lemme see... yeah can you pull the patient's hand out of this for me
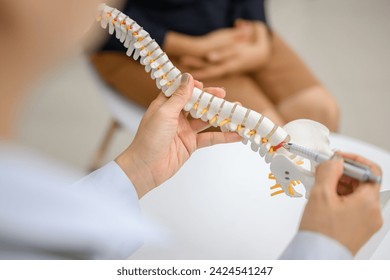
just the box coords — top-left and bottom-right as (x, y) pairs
(164, 26), (252, 58)
(116, 74), (241, 198)
(178, 21), (271, 80)
(299, 154), (383, 255)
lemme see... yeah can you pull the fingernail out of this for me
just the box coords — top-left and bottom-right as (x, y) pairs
(181, 73), (190, 85)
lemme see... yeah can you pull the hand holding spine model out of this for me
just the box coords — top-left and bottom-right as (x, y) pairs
(97, 4), (336, 198)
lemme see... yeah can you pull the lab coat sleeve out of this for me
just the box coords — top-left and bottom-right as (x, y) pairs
(67, 161), (144, 259)
(279, 231), (353, 260)
(0, 160), (146, 260)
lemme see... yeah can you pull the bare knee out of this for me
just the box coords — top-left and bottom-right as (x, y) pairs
(278, 86), (340, 132)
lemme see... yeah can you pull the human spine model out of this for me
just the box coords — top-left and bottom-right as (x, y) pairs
(97, 4), (334, 198)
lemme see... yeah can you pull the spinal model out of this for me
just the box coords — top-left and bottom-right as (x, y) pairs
(97, 4), (336, 198)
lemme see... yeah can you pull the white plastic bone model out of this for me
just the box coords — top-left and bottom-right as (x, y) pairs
(97, 4), (338, 198)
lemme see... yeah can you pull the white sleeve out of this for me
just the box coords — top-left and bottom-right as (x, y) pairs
(68, 161), (144, 259)
(0, 161), (146, 260)
(279, 231), (353, 260)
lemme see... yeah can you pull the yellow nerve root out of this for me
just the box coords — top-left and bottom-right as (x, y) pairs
(288, 185), (295, 196)
(270, 184), (281, 190)
(271, 190), (285, 197)
(268, 173), (276, 180)
(210, 115), (218, 125)
(219, 119), (230, 126)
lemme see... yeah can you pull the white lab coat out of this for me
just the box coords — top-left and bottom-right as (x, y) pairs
(0, 143), (352, 259)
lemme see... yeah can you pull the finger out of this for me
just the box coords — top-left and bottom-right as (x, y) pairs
(235, 18), (243, 27)
(207, 47), (237, 63)
(313, 157), (344, 197)
(348, 182), (381, 206)
(351, 173), (382, 197)
(235, 18), (253, 27)
(192, 62), (233, 80)
(180, 56), (209, 69)
(163, 73), (194, 115)
(337, 152), (382, 176)
(235, 19), (255, 41)
(252, 21), (267, 39)
(209, 28), (244, 49)
(232, 26), (252, 41)
(235, 18), (246, 28)
(194, 80), (204, 89)
(335, 153), (382, 202)
(203, 87), (226, 99)
(196, 131), (241, 149)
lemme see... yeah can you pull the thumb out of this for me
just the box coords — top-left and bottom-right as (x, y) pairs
(164, 73), (194, 115)
(314, 156), (344, 196)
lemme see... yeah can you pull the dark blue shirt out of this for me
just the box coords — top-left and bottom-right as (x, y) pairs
(102, 0), (267, 51)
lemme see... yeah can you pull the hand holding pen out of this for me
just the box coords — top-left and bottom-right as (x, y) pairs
(284, 143), (382, 185)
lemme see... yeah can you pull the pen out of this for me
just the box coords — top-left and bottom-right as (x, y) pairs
(283, 143), (382, 184)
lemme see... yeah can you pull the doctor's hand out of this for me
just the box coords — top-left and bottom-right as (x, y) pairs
(299, 154), (383, 255)
(116, 73), (241, 198)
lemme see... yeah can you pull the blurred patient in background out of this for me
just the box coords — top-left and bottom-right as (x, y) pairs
(91, 0), (339, 131)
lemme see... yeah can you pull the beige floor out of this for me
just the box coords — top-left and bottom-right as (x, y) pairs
(18, 0), (390, 171)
